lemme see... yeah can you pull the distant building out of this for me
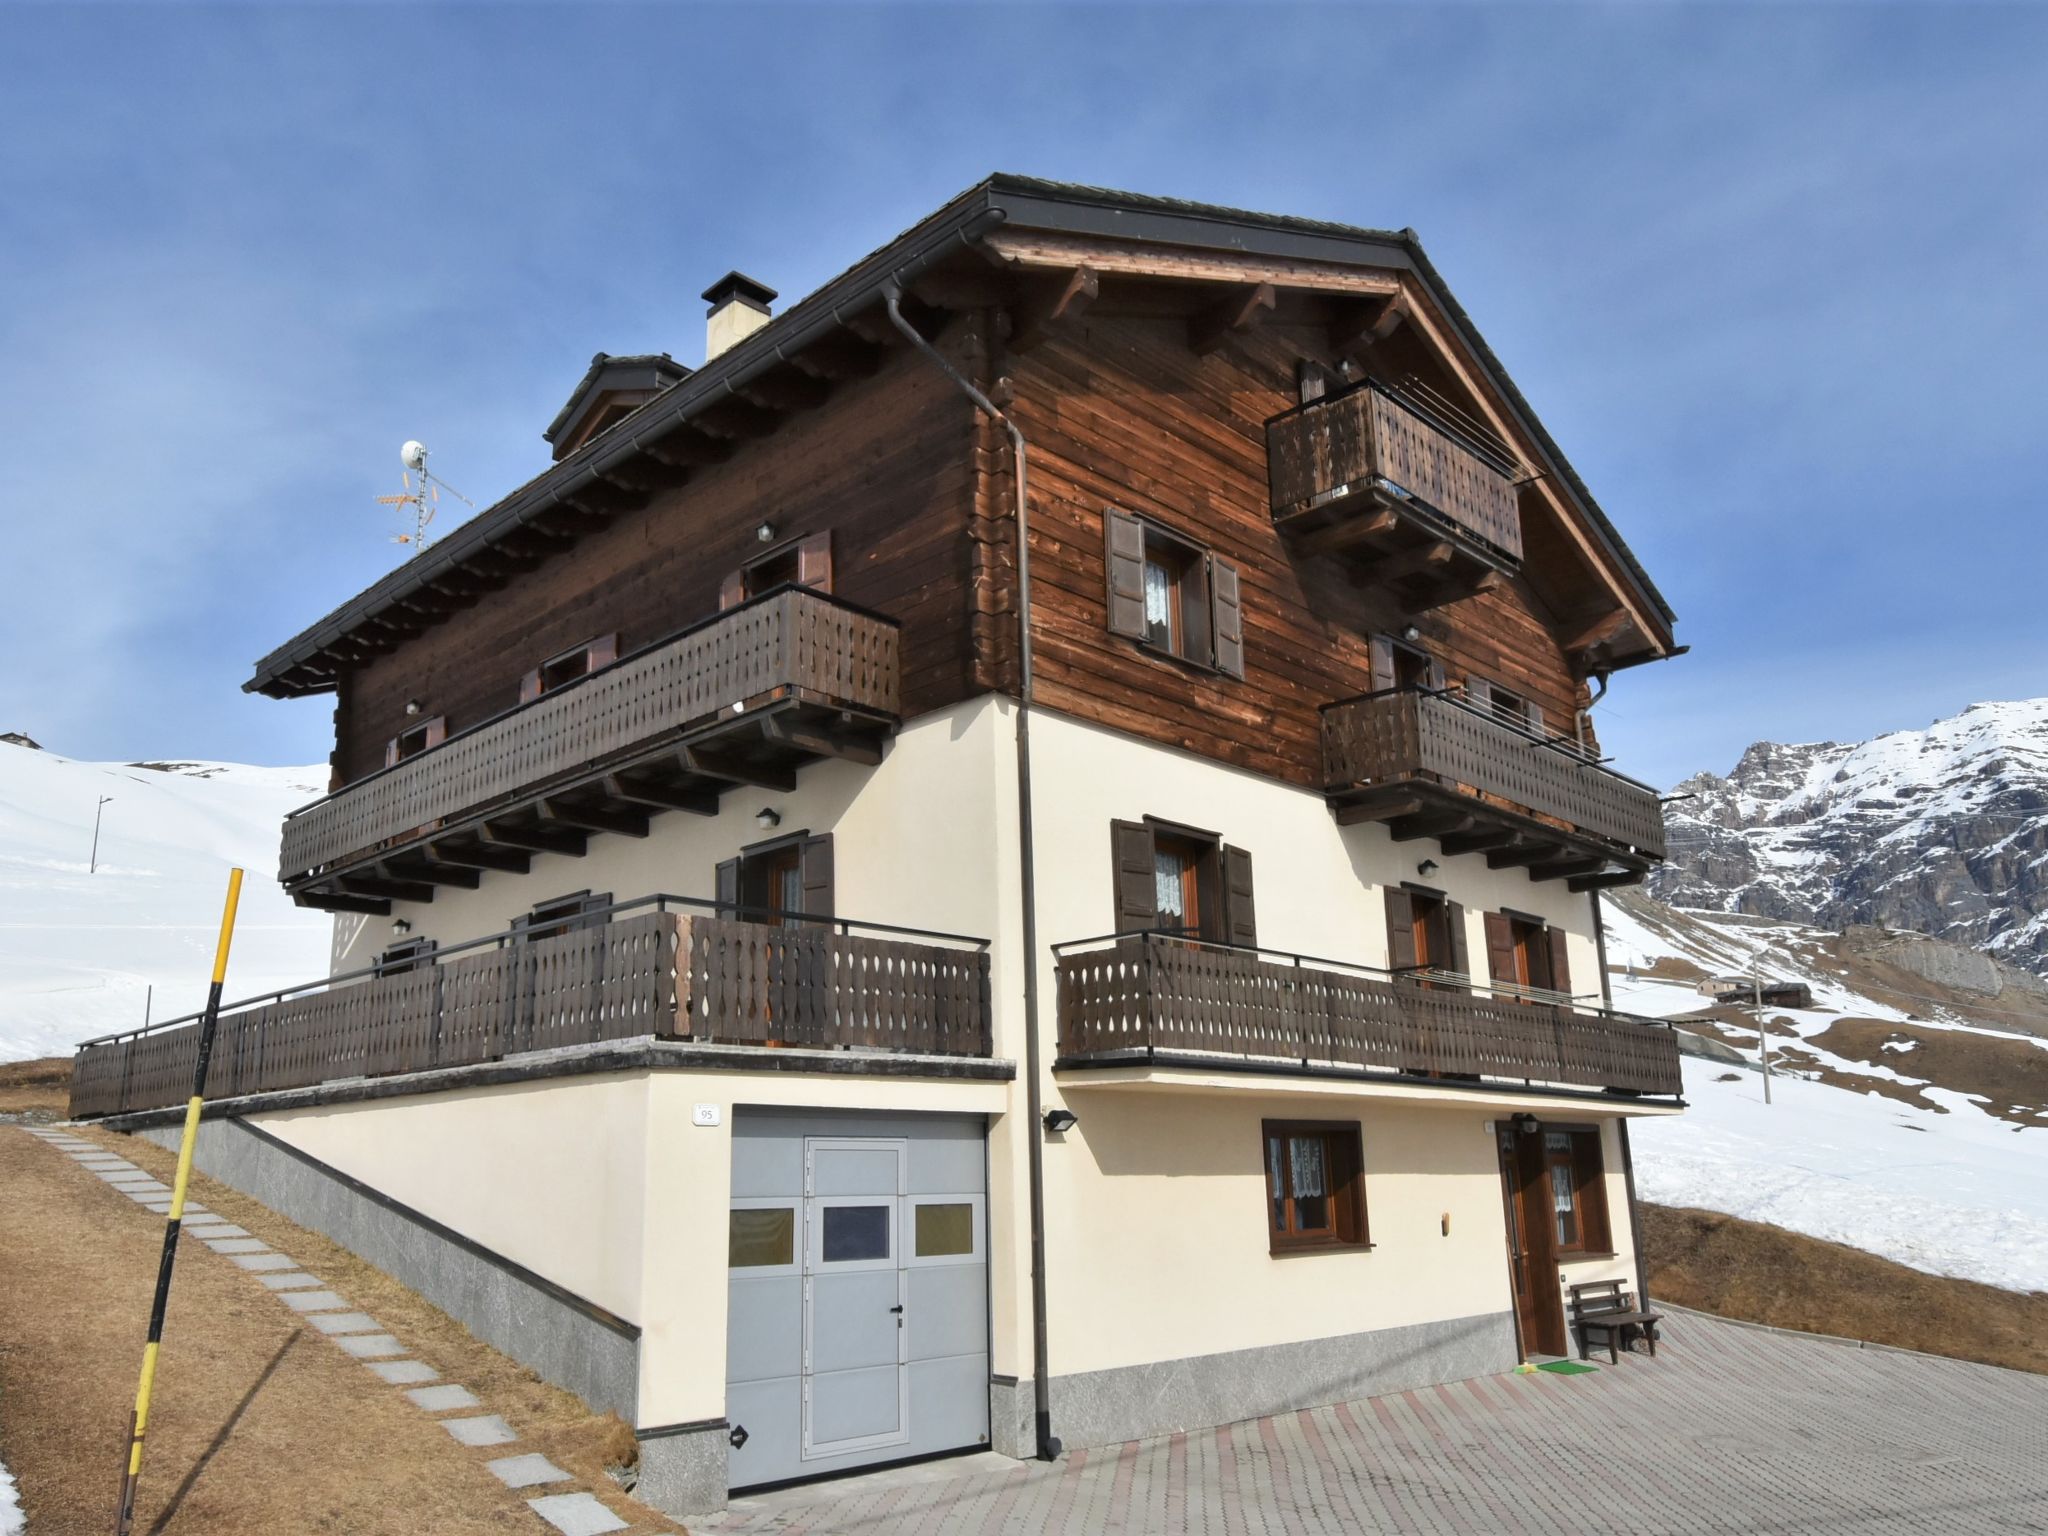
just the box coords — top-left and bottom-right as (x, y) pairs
(1698, 976), (1814, 1008)
(0, 732), (41, 750)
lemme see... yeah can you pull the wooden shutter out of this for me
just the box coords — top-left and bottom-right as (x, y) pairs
(1104, 508), (1147, 640)
(519, 668), (543, 704)
(1483, 912), (1517, 993)
(384, 737), (400, 769)
(1465, 678), (1492, 714)
(1209, 557), (1245, 679)
(800, 834), (834, 925)
(423, 716), (446, 750)
(797, 531), (833, 592)
(1546, 928), (1572, 997)
(1368, 635), (1396, 694)
(1220, 844), (1256, 948)
(586, 633), (618, 671)
(718, 569), (746, 610)
(1425, 656), (1447, 690)
(1525, 700), (1546, 736)
(580, 890), (613, 933)
(1384, 887), (1417, 972)
(1444, 900), (1470, 983)
(1572, 1131), (1612, 1252)
(1111, 819), (1157, 933)
(715, 857), (740, 915)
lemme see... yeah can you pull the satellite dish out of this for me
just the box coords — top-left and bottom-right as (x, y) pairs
(400, 440), (428, 471)
(376, 438), (475, 557)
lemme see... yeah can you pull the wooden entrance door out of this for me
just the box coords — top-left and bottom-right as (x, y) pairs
(1496, 1122), (1567, 1357)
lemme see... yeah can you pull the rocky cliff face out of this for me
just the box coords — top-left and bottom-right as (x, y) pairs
(1651, 699), (2048, 975)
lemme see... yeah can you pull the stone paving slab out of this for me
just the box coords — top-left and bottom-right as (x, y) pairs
(366, 1359), (441, 1385)
(307, 1310), (382, 1335)
(231, 1251), (297, 1270)
(406, 1383), (482, 1413)
(441, 1414), (517, 1447)
(203, 1236), (271, 1254)
(526, 1491), (628, 1535)
(692, 1313), (2048, 1535)
(256, 1271), (324, 1290)
(334, 1332), (407, 1358)
(277, 1288), (350, 1312)
(485, 1453), (573, 1489)
(185, 1221), (250, 1238)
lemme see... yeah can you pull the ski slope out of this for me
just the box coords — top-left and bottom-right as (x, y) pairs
(1604, 895), (2048, 1294)
(0, 743), (330, 1062)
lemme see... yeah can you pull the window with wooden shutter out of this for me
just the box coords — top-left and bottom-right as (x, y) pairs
(715, 856), (740, 914)
(796, 531), (832, 592)
(1384, 888), (1418, 973)
(524, 634), (619, 705)
(1544, 1126), (1612, 1255)
(1371, 634), (1440, 695)
(799, 834), (833, 925)
(1263, 1120), (1369, 1251)
(725, 531), (834, 610)
(1546, 927), (1573, 997)
(1209, 557), (1245, 679)
(718, 569), (746, 610)
(1104, 508), (1148, 641)
(1111, 819), (1158, 933)
(1220, 844), (1256, 947)
(516, 889), (611, 941)
(1442, 900), (1470, 984)
(386, 715), (446, 768)
(1483, 911), (1518, 995)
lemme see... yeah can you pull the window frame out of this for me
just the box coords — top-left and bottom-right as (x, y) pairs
(385, 714), (447, 768)
(1261, 1119), (1370, 1255)
(513, 889), (611, 942)
(1138, 523), (1213, 666)
(1541, 1123), (1614, 1257)
(1103, 507), (1244, 679)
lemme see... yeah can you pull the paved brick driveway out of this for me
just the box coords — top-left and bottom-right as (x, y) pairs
(697, 1311), (2048, 1534)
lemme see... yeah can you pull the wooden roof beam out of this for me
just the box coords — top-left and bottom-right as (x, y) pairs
(734, 368), (831, 413)
(424, 839), (530, 874)
(1330, 292), (1406, 359)
(789, 332), (884, 382)
(1008, 266), (1099, 355)
(1189, 283), (1276, 356)
(479, 819), (587, 857)
(638, 426), (732, 468)
(601, 774), (719, 817)
(676, 746), (796, 793)
(538, 798), (650, 839)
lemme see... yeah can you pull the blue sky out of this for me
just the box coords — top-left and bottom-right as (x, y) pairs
(2, 4), (2043, 791)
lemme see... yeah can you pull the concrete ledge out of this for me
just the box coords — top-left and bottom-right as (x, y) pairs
(136, 1118), (640, 1420)
(634, 1418), (730, 1518)
(100, 1037), (1017, 1130)
(1046, 1311), (1518, 1451)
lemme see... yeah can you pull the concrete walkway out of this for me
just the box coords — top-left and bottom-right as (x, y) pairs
(699, 1312), (2048, 1534)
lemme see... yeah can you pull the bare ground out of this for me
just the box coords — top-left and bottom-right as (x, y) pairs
(0, 1123), (678, 1534)
(1642, 1202), (2048, 1376)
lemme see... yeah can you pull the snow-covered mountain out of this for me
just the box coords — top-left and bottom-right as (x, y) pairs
(1651, 698), (2048, 975)
(0, 738), (330, 1062)
(1604, 889), (2048, 1294)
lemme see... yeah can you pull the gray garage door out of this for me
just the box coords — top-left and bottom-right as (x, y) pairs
(726, 1110), (989, 1489)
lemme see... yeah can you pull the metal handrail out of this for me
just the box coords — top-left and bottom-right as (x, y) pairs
(74, 892), (990, 1051)
(281, 583), (898, 824)
(1051, 930), (1669, 1030)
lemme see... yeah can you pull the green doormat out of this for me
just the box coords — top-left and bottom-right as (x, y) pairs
(1537, 1360), (1598, 1375)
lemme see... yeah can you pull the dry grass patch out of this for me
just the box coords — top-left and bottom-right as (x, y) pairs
(1805, 1018), (2048, 1126)
(1643, 1202), (2048, 1376)
(0, 1056), (70, 1119)
(0, 1126), (678, 1533)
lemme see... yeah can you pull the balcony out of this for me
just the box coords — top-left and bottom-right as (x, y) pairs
(1265, 381), (1522, 611)
(1055, 932), (1681, 1098)
(68, 897), (994, 1120)
(280, 588), (900, 912)
(1322, 687), (1665, 887)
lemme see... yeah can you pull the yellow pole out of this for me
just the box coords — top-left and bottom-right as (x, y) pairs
(114, 867), (242, 1536)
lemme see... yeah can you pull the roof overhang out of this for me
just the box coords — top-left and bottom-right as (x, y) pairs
(246, 174), (1676, 699)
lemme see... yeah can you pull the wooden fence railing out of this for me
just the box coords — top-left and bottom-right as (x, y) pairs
(1322, 689), (1667, 860)
(1266, 383), (1523, 558)
(1056, 933), (1680, 1097)
(70, 909), (992, 1119)
(279, 588), (901, 884)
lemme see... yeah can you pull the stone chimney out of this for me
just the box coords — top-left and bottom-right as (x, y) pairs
(703, 271), (778, 361)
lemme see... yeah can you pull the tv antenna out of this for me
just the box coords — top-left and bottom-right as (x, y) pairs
(375, 440), (475, 554)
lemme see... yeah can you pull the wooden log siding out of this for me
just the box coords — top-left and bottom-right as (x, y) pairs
(67, 911), (992, 1118)
(280, 590), (900, 883)
(1266, 385), (1523, 559)
(1322, 690), (1667, 860)
(1055, 935), (1681, 1097)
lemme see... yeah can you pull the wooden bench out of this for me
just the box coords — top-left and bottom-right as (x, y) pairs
(1569, 1279), (1661, 1364)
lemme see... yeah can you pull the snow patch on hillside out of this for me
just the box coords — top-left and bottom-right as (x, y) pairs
(1604, 894), (2048, 1293)
(0, 743), (330, 1062)
(0, 1456), (22, 1536)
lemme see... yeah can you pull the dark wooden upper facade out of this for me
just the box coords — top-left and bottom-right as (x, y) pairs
(253, 177), (1676, 909)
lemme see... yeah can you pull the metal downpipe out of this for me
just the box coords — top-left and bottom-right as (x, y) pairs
(883, 288), (1059, 1462)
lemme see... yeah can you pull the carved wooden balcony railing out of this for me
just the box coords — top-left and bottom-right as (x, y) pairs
(69, 899), (993, 1119)
(1055, 932), (1681, 1098)
(1266, 382), (1522, 610)
(1322, 688), (1665, 887)
(279, 588), (900, 913)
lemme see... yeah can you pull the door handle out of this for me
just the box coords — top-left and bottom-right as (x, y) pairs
(889, 1305), (905, 1314)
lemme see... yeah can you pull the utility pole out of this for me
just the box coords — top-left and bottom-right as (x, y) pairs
(90, 796), (113, 874)
(1753, 962), (1773, 1105)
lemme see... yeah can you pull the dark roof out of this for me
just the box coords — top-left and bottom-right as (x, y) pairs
(247, 174), (1674, 697)
(541, 351), (691, 448)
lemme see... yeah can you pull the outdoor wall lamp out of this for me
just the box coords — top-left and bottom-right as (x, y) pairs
(1512, 1113), (1540, 1136)
(404, 699), (422, 716)
(391, 918), (412, 937)
(1043, 1108), (1079, 1134)
(755, 807), (781, 830)
(1417, 859), (1440, 878)
(756, 522), (776, 543)
(1400, 623), (1422, 643)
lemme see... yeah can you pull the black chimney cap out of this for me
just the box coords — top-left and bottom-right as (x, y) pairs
(701, 271), (777, 314)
